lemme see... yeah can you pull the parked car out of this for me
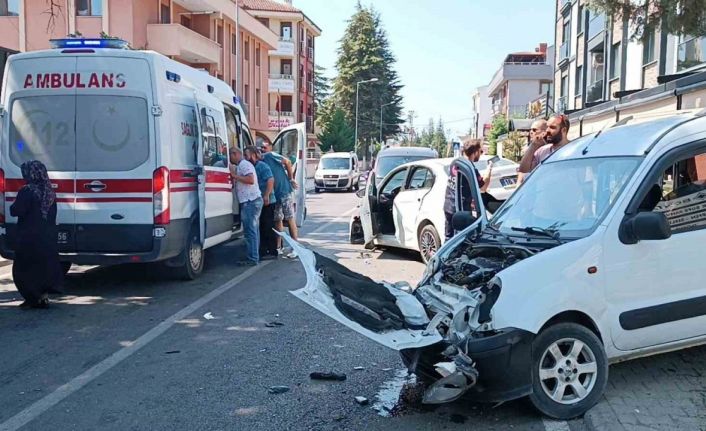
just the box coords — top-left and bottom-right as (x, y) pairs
(475, 154), (519, 212)
(286, 113), (706, 419)
(314, 152), (360, 192)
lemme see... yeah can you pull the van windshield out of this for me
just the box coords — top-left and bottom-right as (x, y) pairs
(321, 157), (350, 170)
(489, 156), (641, 239)
(10, 95), (149, 171)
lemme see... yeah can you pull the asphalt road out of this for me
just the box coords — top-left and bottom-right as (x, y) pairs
(2, 191), (702, 430)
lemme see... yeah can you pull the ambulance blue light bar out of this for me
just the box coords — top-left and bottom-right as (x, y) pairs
(50, 38), (130, 50)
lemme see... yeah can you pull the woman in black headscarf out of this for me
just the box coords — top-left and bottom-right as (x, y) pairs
(11, 160), (62, 308)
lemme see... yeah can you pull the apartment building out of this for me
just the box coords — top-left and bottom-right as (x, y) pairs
(241, 0), (321, 155)
(0, 0), (281, 139)
(554, 0), (706, 139)
(486, 43), (554, 120)
(470, 85), (492, 140)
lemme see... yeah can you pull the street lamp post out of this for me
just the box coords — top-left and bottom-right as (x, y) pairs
(355, 78), (378, 169)
(379, 101), (394, 144)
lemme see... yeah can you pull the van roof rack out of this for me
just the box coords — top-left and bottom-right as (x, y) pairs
(50, 38), (130, 50)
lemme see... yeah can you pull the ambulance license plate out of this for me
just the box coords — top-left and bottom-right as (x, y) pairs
(58, 230), (69, 245)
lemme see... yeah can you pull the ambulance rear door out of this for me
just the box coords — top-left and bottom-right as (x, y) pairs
(73, 56), (155, 253)
(3, 55), (78, 252)
(273, 122), (307, 227)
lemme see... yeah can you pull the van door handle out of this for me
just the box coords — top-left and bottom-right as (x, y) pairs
(84, 181), (106, 192)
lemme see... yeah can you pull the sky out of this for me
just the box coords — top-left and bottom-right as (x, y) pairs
(295, 0), (556, 137)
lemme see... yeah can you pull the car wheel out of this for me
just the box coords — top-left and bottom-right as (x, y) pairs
(529, 323), (608, 420)
(176, 224), (204, 280)
(418, 224), (441, 264)
(349, 218), (364, 244)
(315, 187), (321, 193)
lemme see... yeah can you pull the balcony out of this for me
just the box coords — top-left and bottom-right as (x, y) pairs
(556, 96), (568, 113)
(508, 105), (528, 118)
(147, 24), (221, 66)
(269, 38), (295, 57)
(558, 41), (570, 66)
(586, 80), (604, 103)
(677, 37), (706, 72)
(307, 115), (314, 133)
(560, 0), (572, 13)
(487, 62), (553, 95)
(528, 94), (548, 118)
(491, 99), (504, 116)
(307, 80), (313, 95)
(308, 47), (314, 59)
(587, 13), (605, 42)
(268, 74), (295, 94)
(268, 111), (294, 129)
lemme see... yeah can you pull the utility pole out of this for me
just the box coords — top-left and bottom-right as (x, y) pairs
(355, 78), (378, 169)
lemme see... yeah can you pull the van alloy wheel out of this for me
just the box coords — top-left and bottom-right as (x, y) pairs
(538, 338), (598, 405)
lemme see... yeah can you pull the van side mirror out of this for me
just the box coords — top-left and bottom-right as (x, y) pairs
(356, 189), (366, 198)
(620, 211), (671, 244)
(452, 211), (477, 231)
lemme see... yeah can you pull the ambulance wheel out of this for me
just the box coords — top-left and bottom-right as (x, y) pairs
(178, 225), (204, 280)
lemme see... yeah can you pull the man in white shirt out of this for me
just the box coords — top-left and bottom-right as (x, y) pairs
(229, 147), (262, 266)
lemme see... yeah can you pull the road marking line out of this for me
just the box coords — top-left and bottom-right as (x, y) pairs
(0, 261), (271, 431)
(542, 418), (571, 431)
(305, 206), (358, 236)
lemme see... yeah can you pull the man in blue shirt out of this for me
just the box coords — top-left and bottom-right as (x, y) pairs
(260, 141), (298, 258)
(245, 146), (277, 260)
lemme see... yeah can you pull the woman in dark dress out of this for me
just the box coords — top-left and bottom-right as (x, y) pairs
(11, 160), (62, 308)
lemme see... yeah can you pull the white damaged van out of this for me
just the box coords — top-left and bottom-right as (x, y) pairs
(284, 111), (706, 419)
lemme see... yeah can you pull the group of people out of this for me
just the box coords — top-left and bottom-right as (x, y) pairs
(229, 141), (299, 266)
(443, 114), (571, 239)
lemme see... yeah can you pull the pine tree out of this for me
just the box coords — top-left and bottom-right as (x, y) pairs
(432, 119), (448, 157)
(332, 2), (404, 164)
(419, 118), (434, 148)
(314, 64), (331, 112)
(317, 108), (355, 153)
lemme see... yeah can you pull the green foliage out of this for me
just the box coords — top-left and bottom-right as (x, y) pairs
(502, 131), (526, 162)
(314, 64), (332, 112)
(487, 115), (508, 156)
(317, 108), (355, 153)
(432, 119), (448, 157)
(587, 0), (706, 40)
(332, 2), (404, 157)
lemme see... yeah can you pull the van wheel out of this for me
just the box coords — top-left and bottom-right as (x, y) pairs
(529, 323), (608, 420)
(418, 224), (440, 264)
(176, 225), (204, 280)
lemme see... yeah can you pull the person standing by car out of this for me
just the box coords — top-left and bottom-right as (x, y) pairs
(518, 119), (548, 183)
(260, 142), (299, 258)
(230, 147), (262, 266)
(518, 115), (570, 182)
(11, 160), (62, 309)
(245, 146), (278, 260)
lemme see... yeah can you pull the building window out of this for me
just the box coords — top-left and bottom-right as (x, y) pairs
(609, 42), (621, 79)
(231, 34), (237, 55)
(575, 66), (583, 96)
(244, 84), (249, 104)
(577, 5), (584, 34)
(160, 3), (170, 24)
(256, 89), (261, 108)
(257, 17), (269, 28)
(0, 0), (20, 16)
(181, 15), (191, 28)
(299, 101), (304, 116)
(562, 20), (571, 43)
(217, 25), (223, 45)
(643, 28), (656, 65)
(279, 95), (293, 112)
(231, 80), (236, 92)
(77, 0), (103, 16)
(256, 45), (261, 67)
(677, 36), (706, 71)
(281, 60), (292, 76)
(540, 81), (551, 96)
(281, 22), (292, 40)
(244, 39), (250, 61)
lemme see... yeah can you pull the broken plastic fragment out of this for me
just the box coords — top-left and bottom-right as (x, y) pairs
(422, 371), (477, 404)
(203, 312), (215, 320)
(353, 366), (365, 371)
(433, 361), (457, 378)
(268, 386), (290, 394)
(354, 396), (369, 405)
(310, 372), (347, 381)
(265, 321), (285, 328)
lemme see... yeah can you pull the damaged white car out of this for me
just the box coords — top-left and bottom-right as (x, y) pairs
(286, 113), (706, 419)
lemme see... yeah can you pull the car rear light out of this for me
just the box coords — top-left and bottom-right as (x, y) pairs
(0, 169), (5, 224)
(153, 167), (170, 225)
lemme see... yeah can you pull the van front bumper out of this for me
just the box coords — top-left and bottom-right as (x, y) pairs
(0, 219), (190, 266)
(401, 327), (534, 403)
(315, 178), (353, 189)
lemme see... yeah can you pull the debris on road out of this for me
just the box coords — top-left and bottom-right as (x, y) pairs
(382, 368), (392, 371)
(310, 372), (347, 381)
(165, 350), (181, 354)
(203, 312), (215, 320)
(333, 344), (345, 348)
(275, 313), (280, 318)
(354, 396), (369, 406)
(353, 366), (365, 371)
(268, 386), (290, 394)
(265, 321), (285, 327)
(259, 348), (267, 353)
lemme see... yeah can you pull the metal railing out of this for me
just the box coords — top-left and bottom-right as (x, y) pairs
(502, 61), (547, 65)
(586, 80), (604, 103)
(677, 37), (706, 72)
(268, 110), (294, 117)
(269, 74), (294, 80)
(556, 96), (568, 113)
(307, 81), (313, 94)
(561, 0), (572, 12)
(559, 41), (570, 63)
(308, 47), (314, 58)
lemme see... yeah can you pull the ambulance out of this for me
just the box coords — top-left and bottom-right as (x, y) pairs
(0, 39), (307, 279)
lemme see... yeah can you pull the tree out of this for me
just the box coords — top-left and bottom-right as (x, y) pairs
(419, 118), (434, 148)
(317, 108), (355, 153)
(432, 118), (448, 157)
(332, 2), (404, 163)
(587, 0), (706, 40)
(313, 65), (332, 112)
(487, 115), (508, 156)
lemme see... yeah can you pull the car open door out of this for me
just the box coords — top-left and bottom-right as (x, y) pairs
(273, 122), (307, 227)
(451, 158), (488, 233)
(359, 177), (380, 248)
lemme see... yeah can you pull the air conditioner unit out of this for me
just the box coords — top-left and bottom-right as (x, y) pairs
(282, 27), (291, 40)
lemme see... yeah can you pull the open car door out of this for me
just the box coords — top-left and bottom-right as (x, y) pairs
(359, 175), (380, 248)
(451, 158), (488, 235)
(273, 122), (307, 227)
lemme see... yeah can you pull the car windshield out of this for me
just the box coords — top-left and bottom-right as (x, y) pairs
(375, 155), (430, 179)
(321, 157), (350, 170)
(489, 156), (642, 238)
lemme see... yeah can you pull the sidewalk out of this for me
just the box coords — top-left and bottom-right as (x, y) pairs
(305, 178), (315, 192)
